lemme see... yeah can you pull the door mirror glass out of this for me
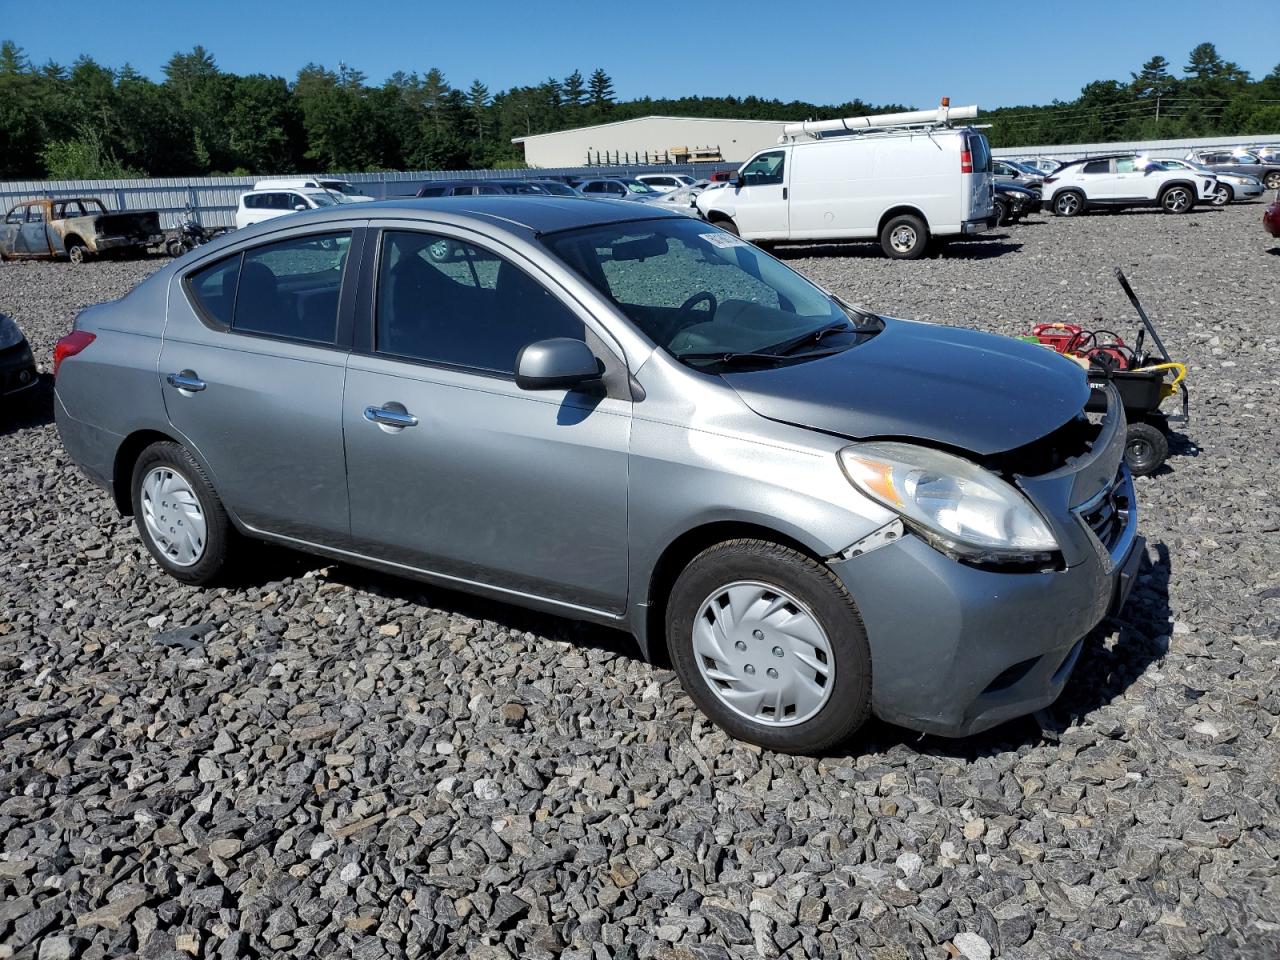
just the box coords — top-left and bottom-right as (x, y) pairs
(294, 204), (308, 211)
(515, 338), (601, 390)
(729, 171), (742, 187)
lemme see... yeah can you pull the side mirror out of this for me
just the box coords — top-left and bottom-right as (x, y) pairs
(294, 204), (307, 211)
(515, 338), (602, 391)
(730, 171), (743, 188)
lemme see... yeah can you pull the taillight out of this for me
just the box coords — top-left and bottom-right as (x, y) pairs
(960, 149), (973, 174)
(53, 331), (95, 377)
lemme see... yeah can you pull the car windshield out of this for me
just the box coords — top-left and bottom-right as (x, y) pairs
(536, 181), (577, 196)
(320, 181), (360, 195)
(622, 181), (655, 194)
(543, 217), (877, 366)
(305, 193), (338, 207)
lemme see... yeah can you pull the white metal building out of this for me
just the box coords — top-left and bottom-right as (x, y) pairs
(512, 116), (791, 168)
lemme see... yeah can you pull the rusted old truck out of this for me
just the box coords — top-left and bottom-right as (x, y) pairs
(0, 198), (163, 264)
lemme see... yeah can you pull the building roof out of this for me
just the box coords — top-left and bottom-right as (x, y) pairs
(511, 115), (790, 144)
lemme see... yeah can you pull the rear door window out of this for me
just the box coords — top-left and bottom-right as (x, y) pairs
(186, 255), (242, 328)
(234, 232), (351, 344)
(1082, 160), (1110, 175)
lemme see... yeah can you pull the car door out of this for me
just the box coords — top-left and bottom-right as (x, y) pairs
(731, 148), (790, 239)
(342, 225), (632, 614)
(160, 227), (363, 544)
(0, 205), (25, 257)
(1078, 159), (1115, 200)
(19, 204), (53, 256)
(1110, 157), (1148, 199)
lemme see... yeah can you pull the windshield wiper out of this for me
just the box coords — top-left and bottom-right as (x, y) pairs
(675, 351), (790, 367)
(767, 322), (854, 357)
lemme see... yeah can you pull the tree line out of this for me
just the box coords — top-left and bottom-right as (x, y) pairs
(0, 40), (1276, 181)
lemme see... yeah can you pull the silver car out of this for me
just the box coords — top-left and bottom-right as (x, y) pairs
(54, 197), (1143, 753)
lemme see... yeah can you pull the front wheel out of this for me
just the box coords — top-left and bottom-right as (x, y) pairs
(665, 539), (872, 754)
(993, 199), (1010, 226)
(1160, 185), (1194, 214)
(879, 214), (929, 259)
(713, 217), (740, 237)
(131, 441), (235, 584)
(1265, 172), (1280, 190)
(1211, 184), (1232, 207)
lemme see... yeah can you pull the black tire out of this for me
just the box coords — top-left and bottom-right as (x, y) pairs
(130, 441), (235, 585)
(665, 539), (872, 754)
(1052, 190), (1085, 217)
(1124, 422), (1169, 477)
(1265, 172), (1280, 190)
(879, 213), (929, 259)
(993, 199), (1009, 226)
(1211, 183), (1232, 207)
(1159, 184), (1195, 214)
(714, 217), (740, 236)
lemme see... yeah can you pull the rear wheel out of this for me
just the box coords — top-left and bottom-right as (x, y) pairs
(1125, 422), (1169, 476)
(665, 539), (872, 754)
(1052, 191), (1084, 217)
(1160, 185), (1194, 214)
(879, 213), (928, 259)
(66, 242), (88, 265)
(131, 441), (234, 584)
(1265, 172), (1280, 190)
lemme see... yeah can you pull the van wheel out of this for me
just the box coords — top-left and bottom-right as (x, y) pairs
(714, 218), (740, 236)
(665, 539), (872, 754)
(879, 214), (928, 259)
(131, 441), (234, 585)
(1053, 191), (1084, 217)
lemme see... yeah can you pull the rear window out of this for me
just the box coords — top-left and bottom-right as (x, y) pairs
(966, 134), (991, 173)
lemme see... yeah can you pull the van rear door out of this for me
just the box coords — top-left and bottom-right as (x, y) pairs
(731, 148), (790, 240)
(964, 133), (994, 220)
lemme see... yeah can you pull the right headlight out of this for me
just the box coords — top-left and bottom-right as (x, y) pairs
(839, 442), (1059, 565)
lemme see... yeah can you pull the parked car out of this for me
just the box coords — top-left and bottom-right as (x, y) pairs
(255, 178), (375, 202)
(1042, 155), (1217, 217)
(235, 189), (339, 229)
(1248, 145), (1279, 163)
(1013, 157), (1065, 175)
(992, 159), (1043, 193)
(53, 196), (1142, 753)
(415, 180), (551, 198)
(695, 118), (995, 259)
(525, 180), (580, 197)
(0, 198), (163, 264)
(1151, 158), (1264, 205)
(576, 178), (664, 201)
(1265, 191), (1280, 238)
(993, 182), (1040, 225)
(635, 173), (701, 193)
(0, 313), (39, 401)
(1185, 151), (1280, 190)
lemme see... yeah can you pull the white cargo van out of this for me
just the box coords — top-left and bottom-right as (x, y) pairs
(696, 104), (995, 259)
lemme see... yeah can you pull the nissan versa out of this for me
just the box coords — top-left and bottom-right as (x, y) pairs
(54, 197), (1143, 754)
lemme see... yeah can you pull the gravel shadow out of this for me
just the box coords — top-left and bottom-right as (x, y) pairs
(773, 239), (1023, 261)
(0, 373), (54, 436)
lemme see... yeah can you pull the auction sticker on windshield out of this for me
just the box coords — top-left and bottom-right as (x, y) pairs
(700, 232), (749, 248)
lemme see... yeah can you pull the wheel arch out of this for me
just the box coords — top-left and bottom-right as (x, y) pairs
(877, 205), (930, 234)
(642, 520), (825, 664)
(111, 429), (179, 515)
(1157, 178), (1197, 197)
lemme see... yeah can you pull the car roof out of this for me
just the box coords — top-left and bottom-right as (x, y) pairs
(222, 196), (682, 244)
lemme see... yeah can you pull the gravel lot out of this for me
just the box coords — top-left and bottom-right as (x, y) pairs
(2, 202), (1278, 960)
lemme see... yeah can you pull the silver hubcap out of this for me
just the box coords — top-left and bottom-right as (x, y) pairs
(1058, 195), (1078, 214)
(1213, 186), (1229, 206)
(428, 239), (451, 260)
(693, 581), (835, 726)
(141, 467), (207, 567)
(1165, 190), (1189, 212)
(889, 225), (917, 253)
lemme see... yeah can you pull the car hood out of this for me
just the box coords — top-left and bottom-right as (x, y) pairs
(722, 317), (1090, 456)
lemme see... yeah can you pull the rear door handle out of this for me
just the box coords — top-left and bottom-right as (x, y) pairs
(166, 371), (206, 393)
(363, 404), (418, 429)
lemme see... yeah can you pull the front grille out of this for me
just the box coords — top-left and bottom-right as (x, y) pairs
(1079, 470), (1129, 552)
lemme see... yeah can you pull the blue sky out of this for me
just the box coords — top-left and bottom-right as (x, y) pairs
(1, 0), (1274, 109)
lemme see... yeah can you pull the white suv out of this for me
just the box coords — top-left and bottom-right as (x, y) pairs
(635, 173), (700, 193)
(235, 189), (339, 230)
(1042, 155), (1217, 217)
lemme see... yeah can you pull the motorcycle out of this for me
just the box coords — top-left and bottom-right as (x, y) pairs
(166, 206), (227, 257)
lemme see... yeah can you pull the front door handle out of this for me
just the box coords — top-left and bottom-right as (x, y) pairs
(166, 371), (206, 393)
(364, 404), (418, 429)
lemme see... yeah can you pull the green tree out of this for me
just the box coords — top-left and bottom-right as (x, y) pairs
(562, 69), (586, 107)
(588, 68), (614, 110)
(467, 79), (490, 141)
(1131, 55), (1176, 99)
